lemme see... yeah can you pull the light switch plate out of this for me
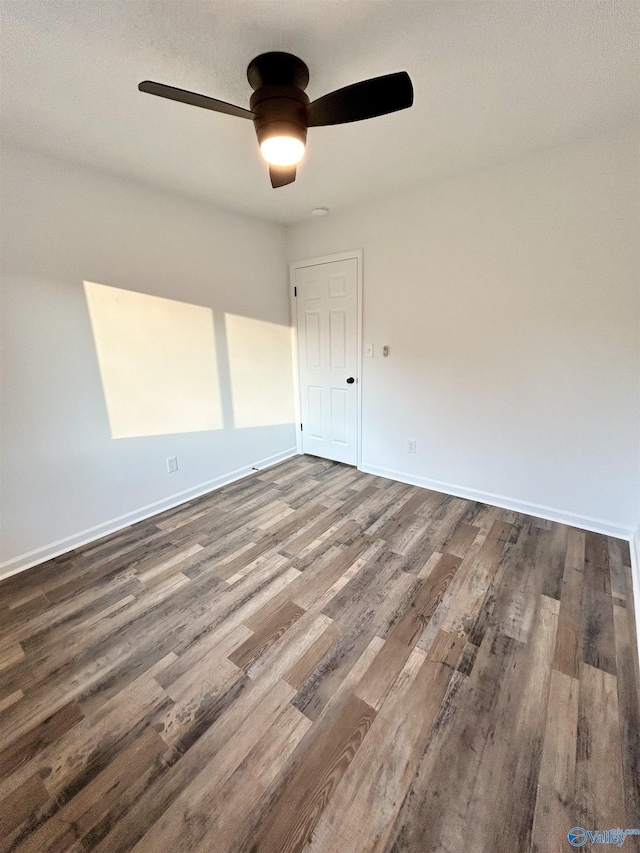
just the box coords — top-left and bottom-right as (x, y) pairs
(365, 344), (374, 358)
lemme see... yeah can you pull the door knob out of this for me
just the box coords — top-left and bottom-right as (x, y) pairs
(346, 377), (355, 384)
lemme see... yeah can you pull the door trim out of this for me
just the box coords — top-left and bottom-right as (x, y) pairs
(289, 249), (363, 468)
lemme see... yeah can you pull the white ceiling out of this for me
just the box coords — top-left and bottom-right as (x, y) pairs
(1, 1), (638, 225)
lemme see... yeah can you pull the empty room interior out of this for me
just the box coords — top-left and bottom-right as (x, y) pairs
(1, 2), (640, 852)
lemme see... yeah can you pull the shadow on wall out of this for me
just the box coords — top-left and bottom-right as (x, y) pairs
(83, 281), (294, 438)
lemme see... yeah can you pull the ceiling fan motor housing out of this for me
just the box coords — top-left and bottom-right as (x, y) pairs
(248, 53), (310, 148)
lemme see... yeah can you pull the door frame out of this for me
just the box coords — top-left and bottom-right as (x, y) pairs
(289, 249), (363, 468)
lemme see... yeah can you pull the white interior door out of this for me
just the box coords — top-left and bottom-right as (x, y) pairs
(295, 257), (359, 465)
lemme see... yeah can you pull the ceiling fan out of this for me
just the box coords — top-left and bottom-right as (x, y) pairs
(139, 52), (413, 188)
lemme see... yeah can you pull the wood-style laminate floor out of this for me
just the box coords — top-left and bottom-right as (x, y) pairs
(1, 455), (639, 853)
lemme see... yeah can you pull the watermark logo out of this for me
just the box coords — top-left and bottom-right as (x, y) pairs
(567, 827), (640, 847)
(568, 828), (587, 847)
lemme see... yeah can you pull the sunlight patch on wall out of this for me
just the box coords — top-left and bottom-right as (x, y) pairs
(225, 313), (295, 429)
(84, 282), (222, 438)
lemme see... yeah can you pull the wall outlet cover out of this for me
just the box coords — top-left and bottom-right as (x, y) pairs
(167, 456), (179, 473)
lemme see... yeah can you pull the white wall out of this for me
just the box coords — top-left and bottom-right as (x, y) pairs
(0, 146), (296, 574)
(2, 132), (638, 577)
(289, 133), (640, 535)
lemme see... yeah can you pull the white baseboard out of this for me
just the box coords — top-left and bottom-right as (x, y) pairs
(630, 526), (640, 661)
(631, 527), (640, 588)
(0, 448), (299, 581)
(359, 463), (636, 539)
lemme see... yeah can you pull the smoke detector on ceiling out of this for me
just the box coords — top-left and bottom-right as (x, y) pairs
(311, 207), (329, 216)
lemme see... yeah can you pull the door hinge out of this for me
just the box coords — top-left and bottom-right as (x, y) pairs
(300, 422), (303, 431)
(294, 286), (297, 297)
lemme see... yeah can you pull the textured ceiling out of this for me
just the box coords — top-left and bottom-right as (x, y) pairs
(1, 1), (638, 224)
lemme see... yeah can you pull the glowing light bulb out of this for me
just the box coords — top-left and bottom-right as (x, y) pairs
(260, 136), (305, 167)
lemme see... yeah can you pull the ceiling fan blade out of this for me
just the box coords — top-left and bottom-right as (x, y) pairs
(306, 71), (413, 127)
(269, 164), (297, 188)
(138, 81), (254, 119)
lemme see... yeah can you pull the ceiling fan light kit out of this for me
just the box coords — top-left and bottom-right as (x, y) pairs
(139, 51), (413, 188)
(249, 53), (310, 169)
(260, 137), (305, 167)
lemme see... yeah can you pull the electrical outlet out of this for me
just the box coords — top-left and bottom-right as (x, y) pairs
(407, 440), (417, 454)
(166, 456), (178, 473)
